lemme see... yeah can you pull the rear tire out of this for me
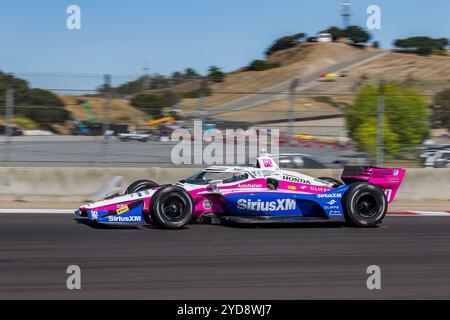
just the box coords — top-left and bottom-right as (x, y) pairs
(150, 185), (194, 229)
(342, 182), (387, 227)
(126, 179), (159, 194)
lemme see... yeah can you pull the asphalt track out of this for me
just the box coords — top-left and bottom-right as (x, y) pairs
(1, 213), (450, 299)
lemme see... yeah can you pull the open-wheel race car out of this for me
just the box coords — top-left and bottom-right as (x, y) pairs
(75, 152), (406, 229)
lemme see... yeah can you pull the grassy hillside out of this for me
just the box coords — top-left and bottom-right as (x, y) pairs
(60, 96), (149, 125)
(309, 51), (450, 100)
(178, 42), (374, 112)
(58, 44), (449, 135)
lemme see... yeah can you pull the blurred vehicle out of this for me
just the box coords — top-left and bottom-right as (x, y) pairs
(0, 125), (23, 136)
(420, 145), (450, 167)
(433, 150), (450, 168)
(272, 154), (328, 169)
(319, 73), (338, 82)
(272, 153), (367, 169)
(118, 132), (150, 142)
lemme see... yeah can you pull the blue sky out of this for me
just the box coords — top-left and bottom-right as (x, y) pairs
(0, 0), (448, 91)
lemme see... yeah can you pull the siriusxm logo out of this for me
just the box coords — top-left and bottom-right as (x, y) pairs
(108, 216), (142, 223)
(237, 198), (296, 211)
(317, 193), (342, 199)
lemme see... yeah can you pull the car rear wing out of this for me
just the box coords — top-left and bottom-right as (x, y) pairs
(341, 167), (406, 203)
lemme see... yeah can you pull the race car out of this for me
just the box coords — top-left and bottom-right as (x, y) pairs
(75, 152), (406, 229)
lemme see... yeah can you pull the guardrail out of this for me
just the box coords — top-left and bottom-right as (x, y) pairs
(0, 167), (448, 202)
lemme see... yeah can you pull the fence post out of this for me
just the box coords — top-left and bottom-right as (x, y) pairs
(102, 74), (112, 165)
(5, 89), (14, 143)
(4, 88), (14, 164)
(376, 80), (385, 166)
(197, 79), (207, 121)
(288, 78), (300, 146)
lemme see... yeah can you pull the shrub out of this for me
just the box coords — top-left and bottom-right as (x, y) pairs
(393, 36), (449, 55)
(265, 33), (306, 56)
(247, 60), (280, 71)
(131, 92), (179, 119)
(207, 66), (226, 83)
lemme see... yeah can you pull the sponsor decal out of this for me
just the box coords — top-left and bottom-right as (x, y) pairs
(116, 205), (130, 215)
(263, 159), (273, 168)
(393, 170), (399, 177)
(108, 216), (142, 223)
(237, 198), (296, 211)
(288, 185), (296, 191)
(327, 200), (337, 205)
(317, 193), (342, 199)
(311, 186), (332, 193)
(238, 183), (263, 189)
(91, 211), (98, 220)
(282, 174), (311, 184)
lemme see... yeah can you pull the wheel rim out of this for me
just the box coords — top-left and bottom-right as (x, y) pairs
(160, 194), (187, 222)
(355, 192), (379, 219)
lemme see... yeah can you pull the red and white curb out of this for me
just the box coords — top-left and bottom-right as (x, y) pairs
(0, 208), (449, 217)
(387, 211), (450, 217)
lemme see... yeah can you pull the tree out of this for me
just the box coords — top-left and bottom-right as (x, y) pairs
(345, 26), (371, 44)
(183, 68), (201, 80)
(347, 84), (429, 160)
(0, 72), (70, 129)
(130, 92), (179, 119)
(320, 26), (371, 44)
(207, 66), (226, 83)
(393, 36), (449, 55)
(353, 118), (401, 160)
(432, 89), (450, 130)
(265, 33), (306, 56)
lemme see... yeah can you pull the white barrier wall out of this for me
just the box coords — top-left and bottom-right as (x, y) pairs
(0, 167), (448, 201)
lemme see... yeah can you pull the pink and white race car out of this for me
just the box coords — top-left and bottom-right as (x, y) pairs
(76, 152), (406, 229)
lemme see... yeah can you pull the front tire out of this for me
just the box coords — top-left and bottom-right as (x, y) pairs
(342, 182), (387, 227)
(150, 185), (194, 229)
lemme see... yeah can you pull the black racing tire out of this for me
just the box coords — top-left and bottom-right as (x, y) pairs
(318, 177), (343, 188)
(125, 179), (159, 194)
(342, 182), (387, 228)
(150, 185), (194, 229)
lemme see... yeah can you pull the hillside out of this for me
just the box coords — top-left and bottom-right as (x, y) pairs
(58, 44), (450, 137)
(309, 51), (450, 100)
(178, 42), (376, 112)
(60, 96), (149, 125)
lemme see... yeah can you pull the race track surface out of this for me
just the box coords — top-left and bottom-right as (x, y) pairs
(1, 213), (450, 299)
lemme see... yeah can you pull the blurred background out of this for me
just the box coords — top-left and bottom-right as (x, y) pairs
(0, 0), (449, 169)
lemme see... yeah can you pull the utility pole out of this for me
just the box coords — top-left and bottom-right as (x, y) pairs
(288, 78), (300, 146)
(376, 80), (385, 166)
